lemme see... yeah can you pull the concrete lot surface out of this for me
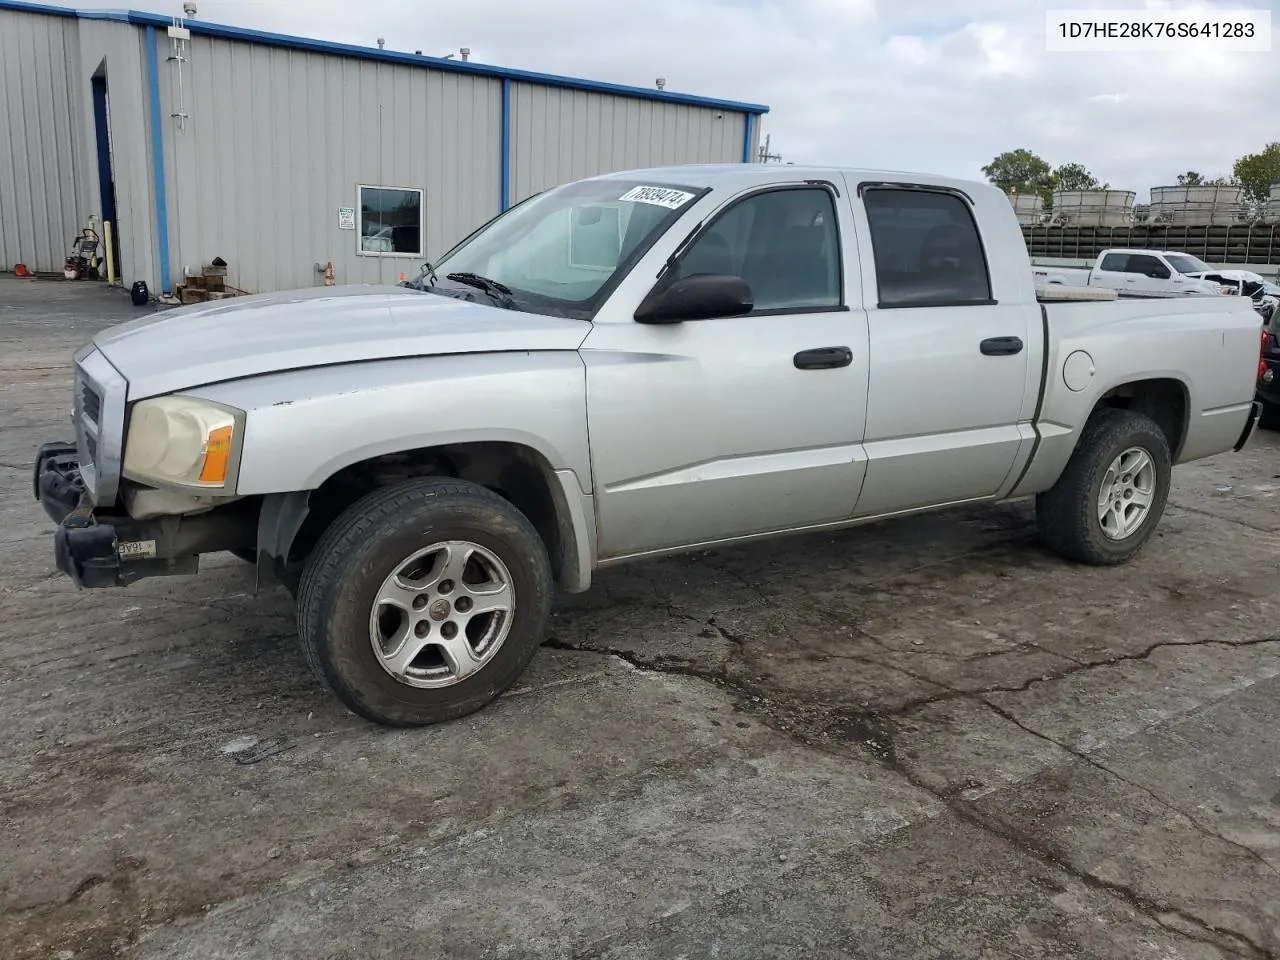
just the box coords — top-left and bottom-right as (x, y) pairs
(1, 277), (1278, 960)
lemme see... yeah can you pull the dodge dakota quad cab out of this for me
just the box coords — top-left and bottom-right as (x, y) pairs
(33, 164), (1265, 727)
(1032, 249), (1227, 298)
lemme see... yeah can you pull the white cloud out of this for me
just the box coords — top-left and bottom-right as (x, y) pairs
(65, 0), (1280, 196)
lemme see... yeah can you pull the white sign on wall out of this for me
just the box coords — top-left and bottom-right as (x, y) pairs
(337, 206), (355, 230)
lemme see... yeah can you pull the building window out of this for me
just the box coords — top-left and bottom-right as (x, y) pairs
(357, 185), (424, 257)
(862, 187), (993, 308)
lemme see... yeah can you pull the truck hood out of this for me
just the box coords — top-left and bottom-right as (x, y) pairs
(92, 284), (591, 399)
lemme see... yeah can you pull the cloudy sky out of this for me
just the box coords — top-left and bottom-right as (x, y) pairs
(65, 0), (1278, 198)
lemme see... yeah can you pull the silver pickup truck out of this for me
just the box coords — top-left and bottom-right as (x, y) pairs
(34, 164), (1265, 726)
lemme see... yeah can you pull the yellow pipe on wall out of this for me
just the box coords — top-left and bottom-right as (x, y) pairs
(103, 221), (117, 285)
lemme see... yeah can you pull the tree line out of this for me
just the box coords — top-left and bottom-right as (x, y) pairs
(982, 143), (1280, 213)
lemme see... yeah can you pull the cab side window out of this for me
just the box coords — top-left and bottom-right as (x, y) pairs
(676, 187), (841, 313)
(862, 187), (993, 308)
(1126, 254), (1170, 279)
(1098, 253), (1129, 272)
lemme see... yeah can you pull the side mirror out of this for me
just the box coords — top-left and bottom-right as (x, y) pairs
(634, 274), (754, 324)
(1146, 270), (1168, 279)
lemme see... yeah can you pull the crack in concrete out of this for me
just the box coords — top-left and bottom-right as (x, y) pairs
(64, 873), (108, 904)
(903, 761), (1273, 960)
(1169, 500), (1278, 534)
(11, 871), (113, 917)
(1021, 637), (1091, 668)
(803, 602), (1086, 675)
(691, 545), (1128, 683)
(540, 632), (898, 764)
(881, 635), (1280, 718)
(981, 697), (1280, 883)
(541, 626), (1280, 960)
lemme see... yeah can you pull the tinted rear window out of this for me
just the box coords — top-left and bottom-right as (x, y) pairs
(862, 188), (993, 308)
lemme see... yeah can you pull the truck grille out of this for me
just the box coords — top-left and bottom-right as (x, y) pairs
(73, 367), (99, 496)
(81, 381), (102, 424)
(71, 349), (127, 506)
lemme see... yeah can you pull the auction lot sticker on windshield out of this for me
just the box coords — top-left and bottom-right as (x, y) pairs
(619, 186), (695, 209)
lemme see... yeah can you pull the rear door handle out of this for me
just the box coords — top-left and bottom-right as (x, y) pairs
(794, 346), (853, 370)
(980, 336), (1024, 357)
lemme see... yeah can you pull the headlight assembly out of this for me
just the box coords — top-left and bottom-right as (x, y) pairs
(122, 396), (245, 490)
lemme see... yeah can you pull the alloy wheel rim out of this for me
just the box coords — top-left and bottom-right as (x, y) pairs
(1097, 446), (1156, 541)
(368, 540), (515, 688)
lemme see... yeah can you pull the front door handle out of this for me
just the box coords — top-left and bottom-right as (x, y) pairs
(980, 336), (1024, 357)
(794, 346), (852, 370)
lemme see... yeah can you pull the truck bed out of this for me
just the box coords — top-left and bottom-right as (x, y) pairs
(1017, 293), (1262, 497)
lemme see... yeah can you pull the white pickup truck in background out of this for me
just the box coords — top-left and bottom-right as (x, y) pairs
(1033, 249), (1227, 298)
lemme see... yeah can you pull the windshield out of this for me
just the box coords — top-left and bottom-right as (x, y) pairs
(429, 179), (706, 320)
(1165, 254), (1212, 274)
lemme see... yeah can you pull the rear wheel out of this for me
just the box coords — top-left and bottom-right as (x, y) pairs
(1037, 408), (1172, 565)
(296, 477), (552, 726)
(1260, 400), (1280, 431)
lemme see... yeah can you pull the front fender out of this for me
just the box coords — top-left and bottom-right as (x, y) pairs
(184, 353), (592, 495)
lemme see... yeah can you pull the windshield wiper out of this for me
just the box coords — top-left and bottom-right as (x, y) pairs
(445, 272), (516, 308)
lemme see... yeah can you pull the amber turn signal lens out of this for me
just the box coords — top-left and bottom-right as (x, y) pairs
(199, 425), (234, 483)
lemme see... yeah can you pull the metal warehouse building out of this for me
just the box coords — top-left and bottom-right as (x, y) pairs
(0, 0), (768, 296)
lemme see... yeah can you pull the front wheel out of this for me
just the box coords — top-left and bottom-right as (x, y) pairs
(296, 478), (553, 726)
(1036, 408), (1172, 565)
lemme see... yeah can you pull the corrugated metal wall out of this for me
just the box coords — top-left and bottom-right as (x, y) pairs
(0, 9), (89, 273)
(76, 19), (158, 289)
(1, 5), (761, 295)
(509, 84), (748, 203)
(156, 34), (503, 293)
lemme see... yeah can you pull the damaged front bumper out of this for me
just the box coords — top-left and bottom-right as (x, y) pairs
(33, 441), (256, 588)
(34, 441), (132, 587)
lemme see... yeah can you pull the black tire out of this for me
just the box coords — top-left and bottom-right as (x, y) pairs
(1036, 408), (1172, 565)
(296, 477), (553, 726)
(1260, 400), (1280, 431)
